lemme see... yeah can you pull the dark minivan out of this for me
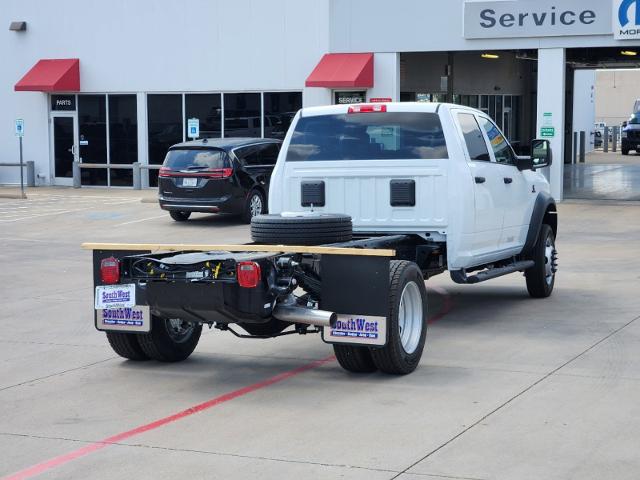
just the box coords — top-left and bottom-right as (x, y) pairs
(158, 138), (281, 223)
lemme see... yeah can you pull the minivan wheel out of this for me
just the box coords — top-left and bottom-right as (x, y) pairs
(242, 190), (265, 224)
(170, 211), (191, 222)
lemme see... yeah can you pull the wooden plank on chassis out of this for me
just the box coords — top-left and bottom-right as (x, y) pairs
(81, 242), (396, 258)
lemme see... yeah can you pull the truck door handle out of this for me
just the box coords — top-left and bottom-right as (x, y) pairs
(475, 176), (486, 184)
(504, 177), (513, 184)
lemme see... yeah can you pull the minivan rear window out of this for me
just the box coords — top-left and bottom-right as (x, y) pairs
(286, 112), (448, 162)
(163, 148), (229, 170)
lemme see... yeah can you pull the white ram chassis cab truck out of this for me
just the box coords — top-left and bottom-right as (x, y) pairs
(86, 102), (558, 376)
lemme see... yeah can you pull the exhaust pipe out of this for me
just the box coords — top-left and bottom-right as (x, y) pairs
(273, 305), (337, 328)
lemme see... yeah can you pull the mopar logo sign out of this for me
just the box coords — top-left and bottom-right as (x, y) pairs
(615, 0), (640, 39)
(464, 0), (612, 39)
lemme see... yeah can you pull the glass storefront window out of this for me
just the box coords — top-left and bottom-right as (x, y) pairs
(224, 93), (261, 138)
(263, 92), (302, 140)
(108, 94), (137, 187)
(185, 94), (221, 139)
(78, 95), (108, 186)
(148, 94), (183, 186)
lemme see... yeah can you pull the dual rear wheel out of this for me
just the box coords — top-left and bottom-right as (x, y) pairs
(106, 316), (201, 362)
(334, 261), (429, 375)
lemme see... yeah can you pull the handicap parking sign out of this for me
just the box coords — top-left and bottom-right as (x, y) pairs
(15, 119), (24, 137)
(187, 118), (199, 139)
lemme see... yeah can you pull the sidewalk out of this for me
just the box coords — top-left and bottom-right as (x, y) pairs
(0, 185), (159, 203)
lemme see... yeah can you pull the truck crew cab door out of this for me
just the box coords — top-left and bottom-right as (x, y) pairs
(454, 111), (505, 264)
(476, 116), (531, 255)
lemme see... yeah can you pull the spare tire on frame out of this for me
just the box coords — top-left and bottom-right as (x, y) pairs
(251, 213), (353, 246)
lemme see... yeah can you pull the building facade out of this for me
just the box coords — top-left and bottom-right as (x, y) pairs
(2, 0), (640, 199)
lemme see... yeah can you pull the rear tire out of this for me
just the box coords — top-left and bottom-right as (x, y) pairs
(170, 211), (191, 222)
(138, 316), (202, 362)
(370, 261), (428, 375)
(106, 332), (149, 361)
(525, 224), (557, 298)
(622, 148), (630, 156)
(334, 345), (377, 373)
(242, 190), (265, 224)
(251, 213), (352, 245)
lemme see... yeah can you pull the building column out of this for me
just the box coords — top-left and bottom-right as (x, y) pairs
(367, 52), (400, 102)
(536, 48), (565, 201)
(136, 92), (149, 188)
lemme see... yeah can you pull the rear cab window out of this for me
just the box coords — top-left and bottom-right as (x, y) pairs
(163, 148), (230, 171)
(286, 112), (448, 162)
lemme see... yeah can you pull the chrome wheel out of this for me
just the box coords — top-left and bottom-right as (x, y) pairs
(544, 236), (558, 286)
(249, 194), (263, 218)
(165, 319), (196, 343)
(397, 281), (424, 354)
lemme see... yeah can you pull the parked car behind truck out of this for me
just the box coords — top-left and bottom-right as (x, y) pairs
(88, 102), (557, 376)
(158, 138), (281, 223)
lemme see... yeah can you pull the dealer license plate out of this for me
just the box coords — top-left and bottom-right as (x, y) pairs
(96, 305), (151, 333)
(95, 284), (136, 310)
(322, 314), (387, 347)
(182, 177), (198, 187)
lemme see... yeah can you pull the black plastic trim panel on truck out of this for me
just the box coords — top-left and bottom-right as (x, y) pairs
(521, 192), (557, 257)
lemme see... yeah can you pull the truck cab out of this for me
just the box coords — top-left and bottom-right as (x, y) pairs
(269, 102), (554, 270)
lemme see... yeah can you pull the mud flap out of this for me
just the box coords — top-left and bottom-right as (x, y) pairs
(320, 255), (389, 347)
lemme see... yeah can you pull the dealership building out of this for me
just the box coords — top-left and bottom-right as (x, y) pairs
(1, 0), (639, 199)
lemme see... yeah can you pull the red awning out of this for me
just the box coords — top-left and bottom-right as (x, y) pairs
(15, 59), (80, 92)
(306, 53), (374, 88)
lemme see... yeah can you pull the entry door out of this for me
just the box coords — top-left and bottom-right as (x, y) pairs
(51, 114), (78, 186)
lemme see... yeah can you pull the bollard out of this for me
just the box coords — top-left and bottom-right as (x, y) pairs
(612, 126), (618, 153)
(133, 162), (141, 190)
(604, 127), (609, 153)
(26, 161), (35, 187)
(573, 132), (578, 164)
(579, 131), (586, 163)
(73, 161), (81, 188)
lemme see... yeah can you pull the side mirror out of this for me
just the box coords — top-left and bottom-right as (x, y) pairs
(531, 139), (552, 169)
(514, 156), (534, 171)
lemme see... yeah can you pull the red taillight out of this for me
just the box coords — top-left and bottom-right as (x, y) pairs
(205, 168), (234, 179)
(159, 167), (172, 177)
(100, 257), (120, 285)
(236, 261), (261, 288)
(348, 104), (387, 114)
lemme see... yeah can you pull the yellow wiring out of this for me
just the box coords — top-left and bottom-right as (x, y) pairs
(214, 263), (221, 279)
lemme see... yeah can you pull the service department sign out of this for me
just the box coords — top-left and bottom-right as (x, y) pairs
(614, 0), (640, 39)
(464, 0), (612, 39)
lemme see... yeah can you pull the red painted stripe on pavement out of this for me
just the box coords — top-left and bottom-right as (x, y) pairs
(427, 286), (453, 324)
(3, 355), (336, 480)
(4, 288), (454, 480)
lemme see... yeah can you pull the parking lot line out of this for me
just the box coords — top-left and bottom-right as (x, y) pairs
(2, 355), (336, 480)
(114, 214), (168, 227)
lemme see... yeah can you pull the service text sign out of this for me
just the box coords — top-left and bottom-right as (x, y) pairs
(464, 0), (612, 39)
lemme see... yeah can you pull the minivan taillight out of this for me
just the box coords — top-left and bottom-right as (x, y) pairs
(206, 168), (234, 179)
(100, 257), (120, 285)
(159, 167), (172, 177)
(237, 261), (261, 288)
(348, 104), (387, 114)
